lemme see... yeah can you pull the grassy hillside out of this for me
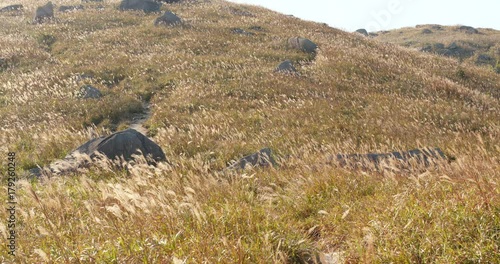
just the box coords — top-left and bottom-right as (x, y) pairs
(372, 24), (500, 73)
(0, 0), (499, 262)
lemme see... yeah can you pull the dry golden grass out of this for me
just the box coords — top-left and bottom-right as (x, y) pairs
(0, 0), (499, 262)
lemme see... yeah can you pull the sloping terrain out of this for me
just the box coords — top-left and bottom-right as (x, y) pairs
(0, 0), (499, 262)
(372, 24), (500, 72)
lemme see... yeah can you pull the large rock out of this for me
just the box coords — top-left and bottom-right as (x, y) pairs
(438, 42), (474, 59)
(476, 54), (495, 66)
(336, 147), (446, 169)
(72, 129), (167, 164)
(355, 29), (368, 36)
(288, 37), (318, 54)
(0, 4), (23, 12)
(154, 11), (181, 26)
(59, 5), (84, 12)
(34, 2), (54, 23)
(77, 85), (102, 99)
(275, 60), (297, 74)
(227, 148), (276, 170)
(119, 0), (161, 13)
(29, 129), (168, 178)
(458, 26), (479, 34)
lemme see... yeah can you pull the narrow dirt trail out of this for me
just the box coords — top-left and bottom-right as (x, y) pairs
(128, 101), (151, 135)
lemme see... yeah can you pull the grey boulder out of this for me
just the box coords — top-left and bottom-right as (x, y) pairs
(154, 11), (181, 26)
(72, 129), (167, 165)
(476, 54), (495, 66)
(28, 129), (167, 178)
(119, 0), (161, 13)
(288, 37), (318, 54)
(227, 148), (276, 170)
(355, 29), (368, 36)
(34, 2), (54, 23)
(336, 147), (446, 169)
(0, 4), (23, 12)
(458, 26), (479, 34)
(438, 42), (474, 58)
(77, 85), (102, 99)
(275, 60), (297, 74)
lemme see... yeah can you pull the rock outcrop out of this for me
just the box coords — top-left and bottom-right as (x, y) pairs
(0, 4), (23, 12)
(335, 147), (446, 169)
(227, 148), (276, 170)
(72, 129), (167, 164)
(77, 85), (102, 99)
(154, 11), (181, 26)
(34, 2), (54, 23)
(457, 26), (479, 34)
(355, 29), (368, 36)
(275, 60), (297, 74)
(119, 0), (161, 13)
(29, 129), (167, 178)
(288, 37), (318, 54)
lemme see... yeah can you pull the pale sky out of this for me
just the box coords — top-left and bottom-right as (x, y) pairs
(227, 0), (499, 32)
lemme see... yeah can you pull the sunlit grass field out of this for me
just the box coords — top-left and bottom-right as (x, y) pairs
(0, 0), (498, 262)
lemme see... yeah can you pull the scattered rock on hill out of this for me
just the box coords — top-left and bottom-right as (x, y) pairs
(476, 54), (495, 66)
(72, 129), (167, 165)
(288, 37), (318, 54)
(119, 0), (161, 13)
(82, 0), (103, 2)
(34, 2), (54, 23)
(227, 148), (276, 170)
(154, 11), (181, 26)
(231, 28), (254, 36)
(249, 25), (264, 31)
(275, 60), (297, 74)
(458, 26), (479, 34)
(29, 129), (168, 178)
(355, 29), (368, 36)
(336, 147), (446, 170)
(228, 7), (254, 17)
(0, 4), (23, 12)
(77, 85), (102, 99)
(439, 42), (474, 58)
(59, 5), (84, 12)
(421, 29), (432, 34)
